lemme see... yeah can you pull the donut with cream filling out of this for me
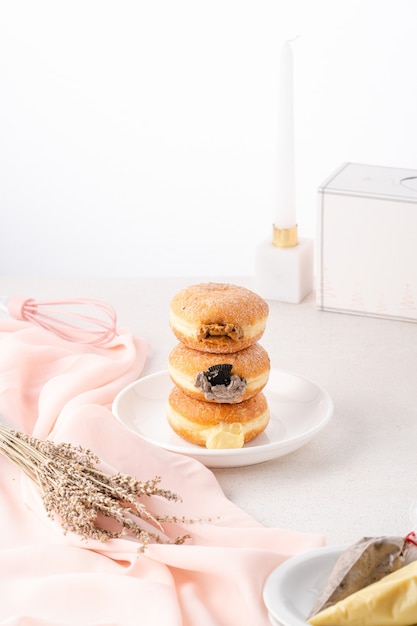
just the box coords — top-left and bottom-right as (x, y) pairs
(168, 342), (270, 403)
(167, 386), (270, 448)
(169, 282), (269, 353)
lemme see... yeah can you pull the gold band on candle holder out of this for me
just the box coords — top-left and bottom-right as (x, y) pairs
(272, 224), (298, 248)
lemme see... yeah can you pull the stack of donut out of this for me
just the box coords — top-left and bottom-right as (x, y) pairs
(167, 282), (271, 449)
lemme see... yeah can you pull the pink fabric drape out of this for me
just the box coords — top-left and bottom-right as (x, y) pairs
(0, 318), (324, 625)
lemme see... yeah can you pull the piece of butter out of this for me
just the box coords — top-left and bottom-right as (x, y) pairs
(205, 422), (244, 449)
(308, 559), (417, 625)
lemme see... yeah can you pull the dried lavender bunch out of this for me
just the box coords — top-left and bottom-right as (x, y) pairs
(0, 422), (191, 549)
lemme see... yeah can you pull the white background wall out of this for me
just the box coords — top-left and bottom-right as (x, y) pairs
(0, 0), (416, 277)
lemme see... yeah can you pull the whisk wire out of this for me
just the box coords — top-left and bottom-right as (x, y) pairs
(8, 297), (118, 346)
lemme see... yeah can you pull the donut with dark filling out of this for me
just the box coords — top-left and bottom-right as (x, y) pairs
(168, 342), (270, 403)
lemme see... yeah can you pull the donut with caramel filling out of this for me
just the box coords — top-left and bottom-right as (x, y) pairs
(169, 282), (269, 353)
(168, 342), (270, 403)
(167, 387), (270, 448)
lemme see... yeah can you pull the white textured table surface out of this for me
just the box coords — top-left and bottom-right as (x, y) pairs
(2, 275), (416, 546)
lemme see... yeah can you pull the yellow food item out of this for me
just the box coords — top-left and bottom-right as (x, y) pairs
(309, 536), (406, 617)
(205, 422), (244, 449)
(166, 386), (269, 447)
(308, 560), (417, 625)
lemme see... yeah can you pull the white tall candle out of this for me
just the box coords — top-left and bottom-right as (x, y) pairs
(275, 40), (296, 229)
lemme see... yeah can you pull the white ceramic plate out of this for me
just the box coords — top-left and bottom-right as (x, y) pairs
(263, 545), (346, 626)
(112, 369), (333, 468)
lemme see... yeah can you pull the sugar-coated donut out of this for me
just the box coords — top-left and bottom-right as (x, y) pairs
(167, 387), (270, 448)
(169, 282), (269, 353)
(168, 342), (270, 403)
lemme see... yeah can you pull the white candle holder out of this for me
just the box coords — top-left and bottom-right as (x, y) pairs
(255, 225), (314, 303)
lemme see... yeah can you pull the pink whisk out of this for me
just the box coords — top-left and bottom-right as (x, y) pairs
(0, 296), (118, 346)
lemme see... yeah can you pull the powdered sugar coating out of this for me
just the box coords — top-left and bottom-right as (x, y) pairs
(167, 387), (270, 447)
(169, 282), (269, 353)
(168, 342), (270, 402)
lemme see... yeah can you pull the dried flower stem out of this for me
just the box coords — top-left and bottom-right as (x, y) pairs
(0, 422), (191, 549)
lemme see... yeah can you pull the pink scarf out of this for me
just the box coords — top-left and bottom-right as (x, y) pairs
(0, 318), (324, 625)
